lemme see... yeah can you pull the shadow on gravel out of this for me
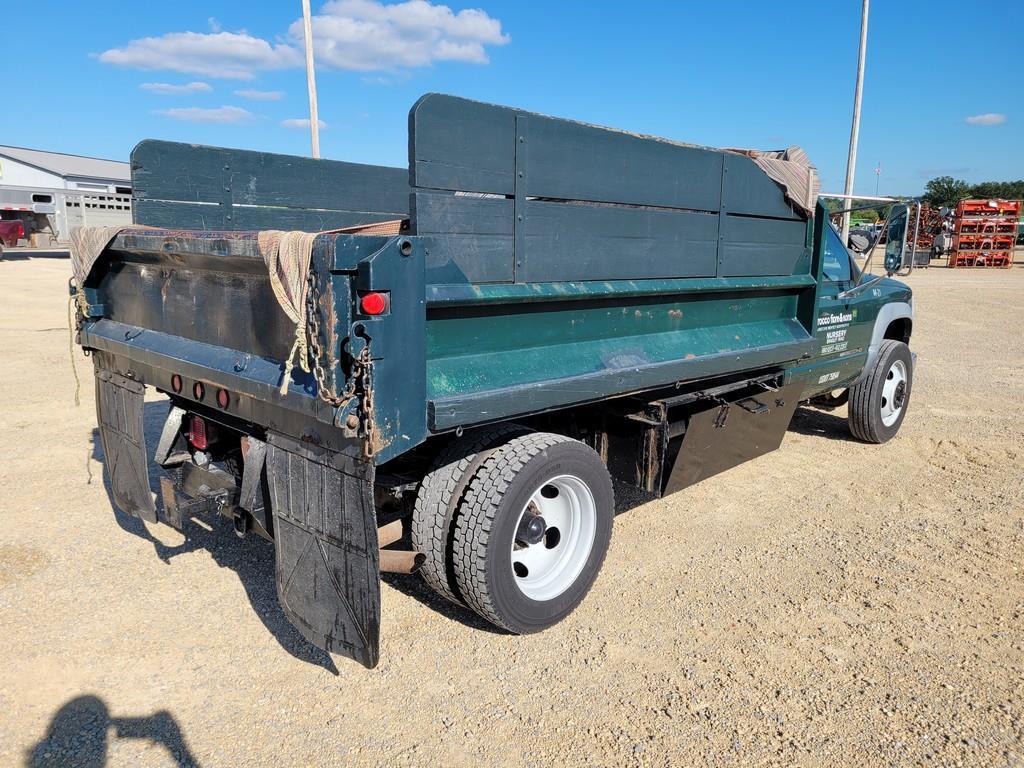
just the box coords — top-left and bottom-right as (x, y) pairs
(25, 694), (199, 767)
(90, 402), (340, 676)
(788, 406), (858, 442)
(1, 249), (70, 261)
(381, 571), (508, 634)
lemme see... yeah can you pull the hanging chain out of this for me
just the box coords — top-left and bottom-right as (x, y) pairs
(305, 270), (375, 455)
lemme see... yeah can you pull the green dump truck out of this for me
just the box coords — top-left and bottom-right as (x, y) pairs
(72, 94), (916, 667)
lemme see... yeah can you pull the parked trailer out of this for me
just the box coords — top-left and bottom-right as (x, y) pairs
(72, 95), (916, 667)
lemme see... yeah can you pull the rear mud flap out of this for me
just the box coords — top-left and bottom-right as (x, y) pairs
(265, 432), (380, 668)
(94, 364), (157, 523)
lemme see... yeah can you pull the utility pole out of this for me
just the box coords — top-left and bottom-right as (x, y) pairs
(841, 0), (870, 245)
(874, 162), (881, 196)
(301, 0), (321, 159)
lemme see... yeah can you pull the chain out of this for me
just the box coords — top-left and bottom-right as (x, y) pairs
(306, 270), (355, 407)
(304, 271), (375, 455)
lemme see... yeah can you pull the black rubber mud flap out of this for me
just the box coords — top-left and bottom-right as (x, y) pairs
(265, 432), (381, 668)
(94, 364), (157, 523)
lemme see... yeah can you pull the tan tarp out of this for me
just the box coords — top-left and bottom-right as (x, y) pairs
(725, 146), (820, 217)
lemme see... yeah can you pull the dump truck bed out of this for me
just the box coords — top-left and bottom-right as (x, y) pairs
(78, 94), (821, 465)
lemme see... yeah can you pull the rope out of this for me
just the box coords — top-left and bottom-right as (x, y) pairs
(279, 328), (310, 396)
(67, 292), (82, 406)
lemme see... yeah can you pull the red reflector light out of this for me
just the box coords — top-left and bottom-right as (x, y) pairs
(193, 381), (205, 400)
(171, 374), (182, 393)
(216, 388), (230, 409)
(188, 415), (208, 450)
(360, 291), (388, 315)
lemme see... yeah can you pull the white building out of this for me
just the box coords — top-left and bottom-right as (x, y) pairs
(0, 145), (132, 244)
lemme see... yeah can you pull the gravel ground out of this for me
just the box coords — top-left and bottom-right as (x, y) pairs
(1, 254), (1022, 767)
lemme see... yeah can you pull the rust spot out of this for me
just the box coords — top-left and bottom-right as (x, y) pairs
(685, 353), (696, 360)
(634, 310), (643, 319)
(668, 309), (683, 319)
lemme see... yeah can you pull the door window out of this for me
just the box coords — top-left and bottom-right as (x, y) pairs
(822, 225), (853, 283)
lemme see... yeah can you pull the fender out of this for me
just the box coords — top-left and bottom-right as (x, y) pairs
(850, 300), (914, 387)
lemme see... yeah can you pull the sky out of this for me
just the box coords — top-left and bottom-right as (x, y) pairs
(5, 0), (1022, 196)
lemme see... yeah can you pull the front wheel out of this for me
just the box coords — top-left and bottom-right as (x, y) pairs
(450, 433), (614, 634)
(848, 339), (913, 443)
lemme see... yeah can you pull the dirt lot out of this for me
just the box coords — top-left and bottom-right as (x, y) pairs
(1, 253), (1022, 767)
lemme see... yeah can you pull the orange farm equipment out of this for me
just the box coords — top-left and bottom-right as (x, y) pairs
(948, 199), (1020, 268)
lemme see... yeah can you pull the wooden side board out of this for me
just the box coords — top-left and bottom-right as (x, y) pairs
(407, 94), (809, 287)
(131, 140), (410, 231)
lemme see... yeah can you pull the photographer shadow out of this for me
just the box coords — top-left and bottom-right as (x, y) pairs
(25, 694), (198, 768)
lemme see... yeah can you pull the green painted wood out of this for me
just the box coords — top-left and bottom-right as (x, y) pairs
(409, 94), (809, 286)
(521, 200), (719, 282)
(722, 153), (802, 221)
(411, 190), (514, 283)
(134, 199), (400, 232)
(719, 215), (809, 277)
(522, 115), (724, 211)
(410, 94), (801, 218)
(408, 95), (516, 194)
(131, 140), (408, 231)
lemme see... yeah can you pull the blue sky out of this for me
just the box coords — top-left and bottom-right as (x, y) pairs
(7, 1), (1021, 195)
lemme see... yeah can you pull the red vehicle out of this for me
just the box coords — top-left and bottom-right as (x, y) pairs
(0, 220), (25, 258)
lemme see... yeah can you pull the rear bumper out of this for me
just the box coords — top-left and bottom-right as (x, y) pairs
(81, 319), (351, 450)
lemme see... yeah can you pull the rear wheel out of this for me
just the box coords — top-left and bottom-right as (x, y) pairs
(450, 433), (614, 633)
(411, 423), (528, 605)
(849, 339), (913, 443)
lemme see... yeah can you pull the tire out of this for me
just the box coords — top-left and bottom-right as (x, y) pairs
(849, 339), (913, 443)
(411, 423), (529, 605)
(451, 432), (614, 633)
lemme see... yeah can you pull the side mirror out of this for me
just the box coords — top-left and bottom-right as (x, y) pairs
(883, 204), (909, 275)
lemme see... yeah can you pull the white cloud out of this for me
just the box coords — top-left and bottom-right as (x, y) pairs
(140, 81), (212, 95)
(235, 88), (285, 101)
(157, 105), (254, 124)
(965, 113), (1007, 126)
(281, 118), (328, 129)
(99, 31), (300, 80)
(293, 0), (509, 71)
(99, 1), (507, 80)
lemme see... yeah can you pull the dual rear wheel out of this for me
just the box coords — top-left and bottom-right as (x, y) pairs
(411, 430), (614, 633)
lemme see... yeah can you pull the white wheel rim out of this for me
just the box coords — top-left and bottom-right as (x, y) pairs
(880, 359), (908, 427)
(510, 474), (597, 602)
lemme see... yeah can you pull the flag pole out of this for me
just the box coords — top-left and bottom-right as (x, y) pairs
(841, 0), (869, 245)
(301, 0), (320, 159)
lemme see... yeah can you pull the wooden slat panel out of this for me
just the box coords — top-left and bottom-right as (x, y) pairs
(409, 94), (801, 219)
(134, 199), (401, 233)
(523, 117), (723, 211)
(409, 95), (515, 194)
(133, 140), (409, 212)
(719, 215), (809, 277)
(412, 191), (514, 284)
(520, 200), (718, 282)
(131, 140), (409, 232)
(722, 153), (801, 220)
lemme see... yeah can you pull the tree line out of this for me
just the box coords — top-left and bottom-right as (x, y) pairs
(922, 177), (1024, 209)
(823, 177), (1024, 223)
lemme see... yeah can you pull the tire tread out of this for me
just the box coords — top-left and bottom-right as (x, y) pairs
(451, 432), (580, 630)
(411, 423), (528, 605)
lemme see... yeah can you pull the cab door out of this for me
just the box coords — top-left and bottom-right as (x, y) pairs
(810, 225), (872, 392)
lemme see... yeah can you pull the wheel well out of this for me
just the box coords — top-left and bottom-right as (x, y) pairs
(883, 317), (912, 343)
